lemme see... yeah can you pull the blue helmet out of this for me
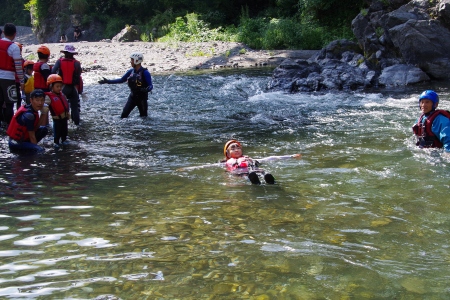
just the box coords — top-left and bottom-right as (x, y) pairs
(419, 90), (439, 109)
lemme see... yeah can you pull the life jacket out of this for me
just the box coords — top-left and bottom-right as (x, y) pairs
(0, 40), (15, 72)
(6, 105), (39, 142)
(412, 109), (450, 148)
(33, 62), (47, 89)
(59, 58), (77, 85)
(226, 156), (251, 172)
(24, 74), (34, 94)
(127, 67), (149, 92)
(45, 91), (70, 118)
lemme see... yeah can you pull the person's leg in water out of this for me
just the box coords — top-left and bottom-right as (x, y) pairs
(264, 173), (275, 184)
(8, 126), (48, 154)
(136, 97), (148, 117)
(63, 85), (80, 125)
(248, 172), (261, 185)
(121, 94), (138, 118)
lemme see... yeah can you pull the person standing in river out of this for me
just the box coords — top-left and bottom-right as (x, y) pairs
(0, 23), (24, 128)
(412, 90), (450, 153)
(98, 52), (153, 118)
(52, 44), (82, 126)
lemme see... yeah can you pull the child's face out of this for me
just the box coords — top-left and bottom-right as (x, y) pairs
(25, 67), (33, 75)
(52, 82), (63, 94)
(420, 99), (435, 114)
(228, 143), (243, 158)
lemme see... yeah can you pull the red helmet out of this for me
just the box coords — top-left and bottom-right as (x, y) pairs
(37, 45), (50, 55)
(47, 74), (63, 87)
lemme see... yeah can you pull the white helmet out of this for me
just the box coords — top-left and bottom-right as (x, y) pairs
(130, 52), (143, 64)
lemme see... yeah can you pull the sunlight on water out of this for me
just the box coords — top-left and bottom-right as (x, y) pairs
(1, 69), (450, 299)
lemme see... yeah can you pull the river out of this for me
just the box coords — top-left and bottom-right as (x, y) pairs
(0, 68), (449, 299)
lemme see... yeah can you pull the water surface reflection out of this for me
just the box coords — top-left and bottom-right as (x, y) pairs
(1, 69), (450, 298)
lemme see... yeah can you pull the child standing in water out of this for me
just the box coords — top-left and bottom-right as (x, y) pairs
(223, 140), (276, 185)
(44, 74), (70, 148)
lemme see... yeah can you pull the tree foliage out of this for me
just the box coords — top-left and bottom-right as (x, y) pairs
(1, 0), (368, 49)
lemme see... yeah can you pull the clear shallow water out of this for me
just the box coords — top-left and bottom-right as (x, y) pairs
(1, 69), (450, 299)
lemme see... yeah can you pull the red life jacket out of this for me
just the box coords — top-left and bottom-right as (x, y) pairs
(59, 58), (77, 85)
(226, 156), (250, 171)
(0, 40), (15, 72)
(45, 91), (70, 117)
(412, 109), (450, 148)
(6, 105), (39, 142)
(33, 62), (47, 89)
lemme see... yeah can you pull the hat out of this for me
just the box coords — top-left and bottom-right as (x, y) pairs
(30, 89), (45, 98)
(61, 44), (78, 54)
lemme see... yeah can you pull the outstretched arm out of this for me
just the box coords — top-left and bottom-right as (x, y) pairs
(255, 153), (301, 163)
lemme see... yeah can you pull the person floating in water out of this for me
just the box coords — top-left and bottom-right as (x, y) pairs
(223, 140), (278, 185)
(412, 90), (450, 153)
(98, 52), (153, 118)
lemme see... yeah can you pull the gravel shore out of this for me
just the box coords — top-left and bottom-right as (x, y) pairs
(14, 26), (318, 79)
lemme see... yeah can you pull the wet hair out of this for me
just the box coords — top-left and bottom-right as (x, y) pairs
(37, 52), (49, 59)
(3, 23), (16, 36)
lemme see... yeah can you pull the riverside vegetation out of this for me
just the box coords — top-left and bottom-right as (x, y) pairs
(2, 0), (366, 50)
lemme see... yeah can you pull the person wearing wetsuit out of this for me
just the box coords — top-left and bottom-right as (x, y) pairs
(98, 52), (153, 118)
(412, 90), (450, 153)
(52, 44), (82, 125)
(223, 139), (275, 185)
(7, 89), (49, 153)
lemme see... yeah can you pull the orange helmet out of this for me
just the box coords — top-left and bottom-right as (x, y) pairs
(37, 45), (50, 55)
(24, 60), (34, 68)
(224, 139), (241, 159)
(47, 74), (63, 87)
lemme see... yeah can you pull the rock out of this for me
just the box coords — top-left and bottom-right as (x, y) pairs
(112, 25), (141, 42)
(269, 0), (450, 93)
(378, 64), (430, 86)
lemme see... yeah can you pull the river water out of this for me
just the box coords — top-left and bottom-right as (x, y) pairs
(0, 68), (449, 299)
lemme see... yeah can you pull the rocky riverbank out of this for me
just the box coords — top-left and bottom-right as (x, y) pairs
(14, 26), (318, 80)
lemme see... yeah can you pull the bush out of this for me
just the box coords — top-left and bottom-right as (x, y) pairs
(158, 13), (237, 43)
(104, 17), (124, 39)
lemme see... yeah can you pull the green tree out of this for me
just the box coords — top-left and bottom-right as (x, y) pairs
(0, 0), (30, 26)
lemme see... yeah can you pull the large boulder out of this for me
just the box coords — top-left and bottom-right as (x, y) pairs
(269, 40), (373, 92)
(378, 64), (430, 86)
(354, 0), (450, 80)
(269, 0), (450, 92)
(112, 25), (141, 42)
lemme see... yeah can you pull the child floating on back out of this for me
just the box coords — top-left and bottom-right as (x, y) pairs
(223, 139), (277, 185)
